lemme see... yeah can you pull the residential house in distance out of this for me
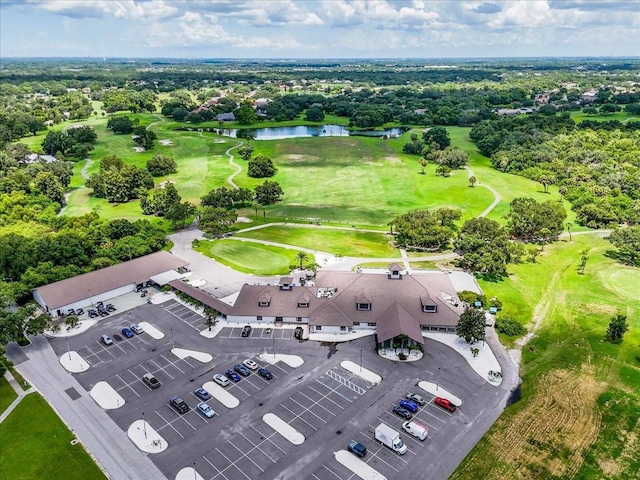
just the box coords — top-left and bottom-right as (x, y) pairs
(23, 153), (58, 164)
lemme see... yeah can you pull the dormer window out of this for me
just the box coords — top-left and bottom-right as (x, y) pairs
(420, 291), (437, 313)
(298, 293), (310, 308)
(422, 304), (437, 313)
(259, 291), (271, 307)
(298, 301), (309, 308)
(388, 263), (402, 279)
(356, 289), (372, 311)
(357, 302), (371, 311)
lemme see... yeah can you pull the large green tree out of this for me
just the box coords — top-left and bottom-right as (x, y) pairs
(254, 181), (283, 206)
(506, 197), (566, 243)
(456, 307), (486, 344)
(248, 154), (277, 178)
(198, 207), (237, 237)
(392, 209), (456, 251)
(608, 226), (640, 266)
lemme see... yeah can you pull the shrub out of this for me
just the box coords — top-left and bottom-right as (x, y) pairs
(495, 315), (526, 336)
(398, 353), (408, 361)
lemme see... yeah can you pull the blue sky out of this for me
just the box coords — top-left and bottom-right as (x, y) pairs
(1, 0), (639, 58)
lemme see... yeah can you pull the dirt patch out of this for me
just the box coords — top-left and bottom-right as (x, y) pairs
(581, 303), (618, 316)
(282, 154), (320, 162)
(133, 147), (145, 152)
(158, 180), (176, 188)
(159, 139), (173, 146)
(384, 156), (402, 165)
(236, 216), (252, 223)
(452, 366), (607, 479)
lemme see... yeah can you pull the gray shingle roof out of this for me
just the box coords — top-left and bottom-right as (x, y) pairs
(34, 251), (189, 310)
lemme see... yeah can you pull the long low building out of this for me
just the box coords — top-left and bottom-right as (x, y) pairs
(33, 251), (190, 317)
(212, 264), (466, 347)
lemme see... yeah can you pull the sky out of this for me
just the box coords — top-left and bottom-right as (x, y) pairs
(1, 0), (639, 59)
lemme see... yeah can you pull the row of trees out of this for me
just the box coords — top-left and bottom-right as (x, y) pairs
(41, 125), (98, 159)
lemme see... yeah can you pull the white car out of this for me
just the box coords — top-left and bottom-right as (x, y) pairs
(213, 374), (230, 387)
(130, 323), (144, 335)
(196, 402), (216, 418)
(406, 393), (427, 406)
(243, 359), (259, 371)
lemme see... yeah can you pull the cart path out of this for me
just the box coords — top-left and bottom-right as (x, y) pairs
(465, 166), (501, 218)
(225, 142), (243, 189)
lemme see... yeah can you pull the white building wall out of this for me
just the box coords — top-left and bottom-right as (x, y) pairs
(310, 325), (344, 334)
(46, 284), (136, 317)
(226, 314), (309, 324)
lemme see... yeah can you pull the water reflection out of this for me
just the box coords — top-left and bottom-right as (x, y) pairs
(212, 125), (407, 140)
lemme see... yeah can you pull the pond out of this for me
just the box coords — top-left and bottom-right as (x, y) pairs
(211, 124), (408, 141)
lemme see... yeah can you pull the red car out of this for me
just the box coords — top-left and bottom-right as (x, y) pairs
(434, 396), (456, 412)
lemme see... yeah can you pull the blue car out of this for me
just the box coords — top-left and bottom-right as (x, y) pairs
(121, 327), (134, 338)
(399, 399), (419, 413)
(194, 388), (211, 401)
(258, 368), (273, 380)
(224, 369), (241, 382)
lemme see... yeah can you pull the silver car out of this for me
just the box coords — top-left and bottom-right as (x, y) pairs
(130, 324), (144, 335)
(196, 402), (216, 418)
(406, 393), (427, 406)
(100, 334), (113, 345)
(213, 374), (230, 387)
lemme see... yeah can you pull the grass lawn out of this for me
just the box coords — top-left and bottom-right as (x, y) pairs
(0, 376), (17, 414)
(234, 225), (399, 257)
(452, 234), (640, 479)
(0, 393), (106, 480)
(193, 239), (312, 275)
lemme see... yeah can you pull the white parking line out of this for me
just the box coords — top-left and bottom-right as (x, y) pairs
(367, 445), (403, 472)
(95, 341), (117, 358)
(279, 404), (318, 431)
(203, 455), (230, 480)
(228, 440), (265, 473)
(250, 425), (287, 455)
(155, 410), (184, 439)
(420, 404), (449, 423)
(322, 465), (343, 479)
(315, 379), (354, 403)
(214, 447), (252, 480)
(115, 373), (140, 397)
(307, 385), (345, 410)
(179, 413), (198, 431)
(239, 431), (276, 463)
(297, 390), (336, 417)
(289, 396), (328, 423)
(230, 383), (251, 396)
(148, 359), (176, 380)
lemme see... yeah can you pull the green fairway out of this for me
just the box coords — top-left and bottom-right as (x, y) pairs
(193, 238), (311, 275)
(453, 234), (640, 479)
(448, 126), (581, 227)
(0, 376), (17, 414)
(0, 393), (106, 480)
(234, 225), (399, 257)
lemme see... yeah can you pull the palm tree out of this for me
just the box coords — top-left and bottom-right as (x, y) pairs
(203, 306), (219, 331)
(296, 251), (308, 270)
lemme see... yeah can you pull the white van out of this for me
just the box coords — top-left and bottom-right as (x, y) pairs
(402, 420), (428, 441)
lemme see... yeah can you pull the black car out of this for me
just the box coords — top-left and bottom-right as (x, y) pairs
(258, 368), (273, 380)
(348, 441), (367, 458)
(169, 396), (189, 414)
(106, 303), (116, 312)
(225, 369), (241, 382)
(392, 405), (413, 419)
(241, 325), (252, 337)
(75, 308), (84, 315)
(88, 309), (98, 318)
(294, 326), (303, 339)
(234, 364), (251, 377)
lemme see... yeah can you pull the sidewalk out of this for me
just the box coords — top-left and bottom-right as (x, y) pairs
(0, 371), (35, 423)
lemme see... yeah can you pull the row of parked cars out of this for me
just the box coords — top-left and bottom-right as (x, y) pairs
(212, 359), (273, 386)
(392, 393), (456, 420)
(89, 302), (117, 318)
(100, 323), (144, 345)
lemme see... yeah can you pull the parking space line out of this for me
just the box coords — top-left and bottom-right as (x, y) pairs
(95, 341), (117, 358)
(312, 474), (322, 480)
(239, 431), (276, 463)
(368, 447), (403, 472)
(148, 358), (176, 380)
(420, 404), (449, 423)
(180, 357), (195, 369)
(297, 391), (335, 417)
(228, 440), (265, 473)
(306, 385), (345, 410)
(370, 422), (412, 461)
(289, 396), (328, 423)
(250, 425), (287, 455)
(214, 447), (252, 480)
(322, 465), (343, 479)
(155, 411), (184, 439)
(280, 404), (318, 431)
(315, 379), (354, 403)
(179, 414), (198, 431)
(269, 363), (288, 374)
(115, 373), (140, 397)
(231, 383), (251, 396)
(203, 455), (229, 480)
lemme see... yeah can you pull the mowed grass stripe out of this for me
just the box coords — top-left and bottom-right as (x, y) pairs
(0, 393), (106, 480)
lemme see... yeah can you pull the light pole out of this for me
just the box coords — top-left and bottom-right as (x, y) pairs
(360, 349), (363, 373)
(142, 411), (147, 439)
(88, 288), (94, 307)
(272, 334), (276, 359)
(193, 462), (196, 480)
(170, 328), (174, 349)
(66, 337), (71, 361)
(436, 367), (441, 391)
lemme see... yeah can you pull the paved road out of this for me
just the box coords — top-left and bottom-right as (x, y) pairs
(8, 335), (166, 480)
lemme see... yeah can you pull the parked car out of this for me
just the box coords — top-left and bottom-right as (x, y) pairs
(169, 396), (189, 414)
(225, 369), (241, 382)
(392, 405), (413, 419)
(402, 420), (428, 441)
(213, 374), (230, 387)
(399, 399), (419, 413)
(67, 308), (75, 315)
(100, 334), (113, 346)
(106, 303), (116, 312)
(434, 396), (457, 412)
(294, 326), (303, 339)
(243, 359), (259, 370)
(75, 308), (84, 315)
(121, 327), (134, 339)
(241, 325), (252, 337)
(347, 441), (367, 458)
(194, 388), (211, 401)
(406, 393), (426, 406)
(130, 324), (144, 335)
(234, 364), (251, 377)
(196, 402), (216, 418)
(142, 373), (161, 389)
(258, 368), (273, 380)
(88, 309), (98, 318)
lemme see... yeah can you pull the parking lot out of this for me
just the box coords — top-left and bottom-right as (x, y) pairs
(47, 299), (503, 480)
